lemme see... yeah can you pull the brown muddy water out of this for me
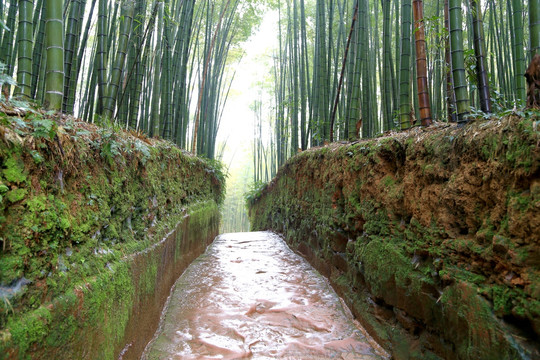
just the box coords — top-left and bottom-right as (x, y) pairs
(141, 231), (389, 359)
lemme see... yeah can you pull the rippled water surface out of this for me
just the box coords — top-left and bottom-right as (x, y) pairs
(142, 232), (388, 359)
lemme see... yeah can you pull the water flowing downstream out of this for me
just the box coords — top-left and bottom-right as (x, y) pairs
(142, 231), (388, 359)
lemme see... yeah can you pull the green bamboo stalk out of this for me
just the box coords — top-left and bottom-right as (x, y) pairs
(161, 9), (173, 140)
(330, 0), (358, 142)
(1, 0), (18, 98)
(372, 11), (379, 133)
(371, 0), (380, 135)
(96, 0), (107, 114)
(432, 1), (443, 120)
(192, 0), (232, 154)
(497, 0), (512, 100)
(70, 0), (95, 115)
(103, 0), (134, 119)
(489, 0), (507, 99)
(30, 0), (46, 99)
(0, 1), (4, 43)
(63, 0), (81, 113)
(15, 0), (34, 99)
(382, 0), (393, 130)
(174, 0), (194, 146)
(360, 0), (371, 137)
(151, 2), (164, 137)
(291, 0), (299, 151)
(31, 0), (43, 37)
(449, 0), (469, 122)
(531, 0), (540, 55)
(445, 0), (457, 122)
(393, 0), (400, 118)
(44, 0), (64, 111)
(399, 0), (412, 129)
(471, 0), (492, 111)
(299, 0), (308, 149)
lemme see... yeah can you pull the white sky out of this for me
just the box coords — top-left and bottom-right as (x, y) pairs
(217, 10), (279, 173)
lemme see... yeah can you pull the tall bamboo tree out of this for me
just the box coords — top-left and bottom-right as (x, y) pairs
(103, 0), (134, 119)
(330, 0), (358, 142)
(531, 0), (540, 55)
(96, 0), (108, 115)
(382, 0), (393, 130)
(44, 0), (64, 110)
(192, 0), (233, 154)
(510, 0), (526, 105)
(445, 0), (458, 121)
(399, 0), (413, 129)
(1, 0), (18, 98)
(469, 0), (492, 112)
(449, 0), (469, 122)
(413, 0), (432, 127)
(62, 0), (81, 112)
(15, 0), (34, 98)
(30, 0), (45, 99)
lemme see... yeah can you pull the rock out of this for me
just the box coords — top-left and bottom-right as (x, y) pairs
(329, 229), (349, 252)
(394, 308), (420, 335)
(332, 252), (349, 273)
(492, 234), (510, 255)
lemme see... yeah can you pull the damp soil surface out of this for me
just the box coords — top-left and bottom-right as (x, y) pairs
(142, 231), (388, 360)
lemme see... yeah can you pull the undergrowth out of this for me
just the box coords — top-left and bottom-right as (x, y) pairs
(0, 108), (225, 334)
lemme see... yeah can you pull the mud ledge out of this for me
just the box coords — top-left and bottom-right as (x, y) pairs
(0, 111), (224, 359)
(249, 115), (539, 359)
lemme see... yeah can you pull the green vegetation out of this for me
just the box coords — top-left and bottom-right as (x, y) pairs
(0, 111), (225, 358)
(248, 114), (538, 359)
(0, 0), (275, 160)
(242, 0), (539, 188)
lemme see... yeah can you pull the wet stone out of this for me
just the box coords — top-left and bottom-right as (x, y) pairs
(142, 231), (388, 360)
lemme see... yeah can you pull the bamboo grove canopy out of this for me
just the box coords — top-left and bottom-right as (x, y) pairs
(1, 0), (539, 161)
(0, 0), (275, 159)
(262, 0), (540, 178)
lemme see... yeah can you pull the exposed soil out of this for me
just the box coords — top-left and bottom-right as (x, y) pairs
(249, 115), (539, 359)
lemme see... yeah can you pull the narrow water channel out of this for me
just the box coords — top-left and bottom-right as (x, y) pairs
(141, 231), (388, 359)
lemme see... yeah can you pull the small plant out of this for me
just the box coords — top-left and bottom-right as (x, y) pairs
(99, 131), (122, 166)
(133, 139), (151, 164)
(0, 62), (16, 99)
(30, 115), (57, 140)
(244, 181), (267, 206)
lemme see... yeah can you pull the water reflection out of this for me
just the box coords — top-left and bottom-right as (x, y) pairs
(142, 232), (388, 359)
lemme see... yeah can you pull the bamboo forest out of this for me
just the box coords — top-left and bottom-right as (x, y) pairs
(0, 0), (539, 359)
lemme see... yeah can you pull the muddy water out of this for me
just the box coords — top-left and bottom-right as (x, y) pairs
(142, 232), (388, 360)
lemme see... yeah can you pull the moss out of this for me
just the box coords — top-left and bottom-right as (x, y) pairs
(0, 114), (225, 358)
(481, 133), (499, 161)
(8, 306), (52, 355)
(5, 188), (27, 203)
(508, 190), (532, 212)
(2, 155), (27, 184)
(0, 254), (23, 284)
(381, 175), (395, 187)
(359, 236), (413, 294)
(446, 266), (486, 285)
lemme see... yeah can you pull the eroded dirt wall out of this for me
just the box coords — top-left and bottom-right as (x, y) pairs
(0, 114), (224, 359)
(249, 116), (539, 359)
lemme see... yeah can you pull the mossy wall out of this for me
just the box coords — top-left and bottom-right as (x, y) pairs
(0, 113), (224, 359)
(248, 116), (539, 359)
